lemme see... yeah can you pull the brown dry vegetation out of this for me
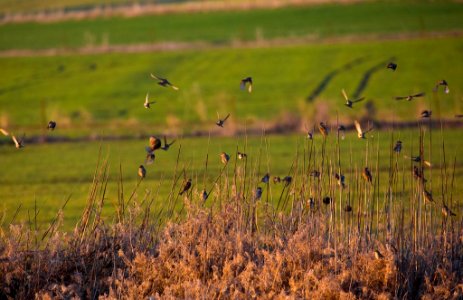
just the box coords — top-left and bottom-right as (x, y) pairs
(1, 134), (462, 299)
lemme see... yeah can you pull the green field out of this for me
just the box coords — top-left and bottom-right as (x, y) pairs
(0, 37), (462, 135)
(1, 2), (463, 51)
(1, 128), (462, 230)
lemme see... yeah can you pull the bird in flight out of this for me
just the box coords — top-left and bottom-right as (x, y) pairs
(150, 74), (179, 90)
(395, 92), (425, 101)
(342, 89), (364, 108)
(421, 110), (432, 118)
(386, 62), (397, 71)
(179, 178), (192, 195)
(161, 136), (176, 151)
(12, 134), (24, 149)
(216, 112), (230, 127)
(240, 77), (253, 93)
(47, 121), (56, 131)
(354, 120), (373, 139)
(433, 80), (449, 94)
(144, 93), (156, 109)
(138, 165), (146, 179)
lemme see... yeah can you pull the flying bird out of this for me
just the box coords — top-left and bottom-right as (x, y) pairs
(318, 122), (328, 137)
(395, 92), (425, 101)
(393, 141), (402, 153)
(161, 136), (176, 151)
(362, 167), (372, 184)
(179, 179), (192, 195)
(144, 93), (156, 108)
(12, 135), (24, 149)
(240, 77), (253, 93)
(220, 152), (230, 165)
(146, 136), (162, 153)
(150, 74), (179, 90)
(47, 121), (56, 131)
(386, 62), (397, 71)
(342, 89), (364, 108)
(421, 110), (432, 118)
(433, 80), (449, 94)
(354, 120), (373, 139)
(216, 112), (230, 127)
(138, 165), (146, 179)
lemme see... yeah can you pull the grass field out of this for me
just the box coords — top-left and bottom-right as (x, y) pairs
(1, 127), (462, 230)
(0, 37), (462, 136)
(1, 2), (463, 51)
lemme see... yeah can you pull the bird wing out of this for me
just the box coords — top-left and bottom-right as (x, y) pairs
(341, 89), (349, 101)
(412, 92), (425, 98)
(354, 120), (363, 135)
(352, 97), (365, 103)
(150, 73), (162, 81)
(0, 128), (9, 136)
(248, 83), (252, 93)
(168, 139), (176, 147)
(170, 85), (179, 90)
(223, 113), (230, 122)
(395, 96), (406, 100)
(240, 80), (246, 90)
(145, 93), (149, 104)
(444, 86), (450, 94)
(11, 135), (19, 147)
(163, 135), (167, 146)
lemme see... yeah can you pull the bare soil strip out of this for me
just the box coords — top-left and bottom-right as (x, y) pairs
(0, 0), (368, 24)
(1, 30), (462, 58)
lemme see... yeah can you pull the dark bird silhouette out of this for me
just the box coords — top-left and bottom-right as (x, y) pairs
(433, 80), (449, 94)
(255, 187), (262, 200)
(342, 89), (364, 108)
(421, 110), (432, 118)
(202, 189), (208, 201)
(362, 167), (372, 183)
(240, 77), (253, 93)
(344, 205), (353, 212)
(393, 141), (402, 153)
(395, 92), (425, 101)
(282, 176), (292, 186)
(144, 93), (156, 108)
(423, 189), (434, 203)
(161, 136), (176, 151)
(323, 196), (332, 205)
(261, 173), (270, 184)
(138, 165), (146, 179)
(386, 62), (397, 71)
(318, 122), (328, 137)
(150, 74), (179, 90)
(179, 178), (192, 195)
(405, 155), (431, 167)
(47, 121), (56, 131)
(216, 112), (230, 127)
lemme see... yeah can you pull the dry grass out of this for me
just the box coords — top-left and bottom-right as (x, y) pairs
(1, 127), (462, 299)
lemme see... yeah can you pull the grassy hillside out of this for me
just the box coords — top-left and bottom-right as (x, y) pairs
(0, 37), (461, 135)
(0, 2), (462, 51)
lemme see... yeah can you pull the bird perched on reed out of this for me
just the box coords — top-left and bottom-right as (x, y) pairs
(216, 112), (230, 127)
(362, 167), (372, 184)
(413, 166), (427, 183)
(354, 120), (373, 139)
(161, 136), (176, 151)
(344, 205), (353, 212)
(220, 152), (230, 165)
(442, 204), (456, 217)
(423, 189), (434, 203)
(237, 152), (247, 160)
(47, 121), (56, 130)
(201, 189), (208, 201)
(342, 89), (364, 108)
(273, 176), (281, 184)
(307, 198), (315, 210)
(318, 122), (328, 137)
(146, 136), (162, 153)
(150, 74), (179, 90)
(144, 93), (156, 109)
(179, 179), (192, 195)
(374, 250), (384, 260)
(386, 62), (397, 71)
(323, 196), (332, 205)
(240, 77), (253, 93)
(421, 110), (432, 118)
(395, 92), (425, 101)
(255, 187), (262, 200)
(138, 165), (146, 179)
(335, 173), (346, 189)
(261, 173), (270, 183)
(282, 176), (292, 186)
(307, 131), (313, 140)
(433, 80), (449, 94)
(393, 141), (402, 153)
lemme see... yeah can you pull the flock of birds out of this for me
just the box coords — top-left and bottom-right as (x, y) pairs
(1, 62), (459, 226)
